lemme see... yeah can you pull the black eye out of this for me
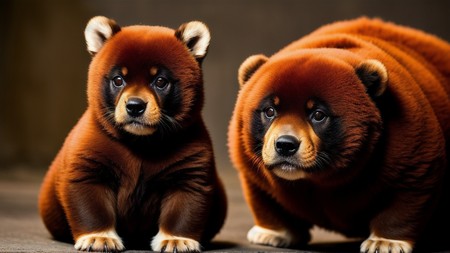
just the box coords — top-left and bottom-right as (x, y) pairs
(264, 107), (276, 119)
(311, 110), (327, 123)
(155, 77), (169, 90)
(112, 76), (124, 87)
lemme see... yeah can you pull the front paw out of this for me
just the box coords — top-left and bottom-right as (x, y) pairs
(151, 230), (201, 252)
(360, 233), (413, 253)
(74, 230), (124, 252)
(247, 225), (295, 248)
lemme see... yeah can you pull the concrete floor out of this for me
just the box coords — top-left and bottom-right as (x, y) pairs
(0, 167), (377, 253)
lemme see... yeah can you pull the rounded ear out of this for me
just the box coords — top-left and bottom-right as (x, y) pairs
(84, 16), (121, 56)
(175, 21), (210, 62)
(238, 54), (268, 87)
(356, 59), (388, 97)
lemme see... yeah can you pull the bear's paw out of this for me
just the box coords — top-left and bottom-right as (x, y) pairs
(360, 233), (413, 253)
(151, 230), (201, 252)
(74, 229), (124, 252)
(247, 225), (295, 248)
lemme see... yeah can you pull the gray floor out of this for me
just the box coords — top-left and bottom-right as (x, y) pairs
(0, 167), (379, 253)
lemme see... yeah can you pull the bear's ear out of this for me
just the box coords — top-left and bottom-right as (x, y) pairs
(238, 54), (268, 87)
(356, 59), (388, 97)
(175, 21), (210, 62)
(84, 16), (121, 56)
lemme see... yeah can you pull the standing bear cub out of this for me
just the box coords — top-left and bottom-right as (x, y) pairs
(39, 16), (226, 252)
(229, 17), (450, 253)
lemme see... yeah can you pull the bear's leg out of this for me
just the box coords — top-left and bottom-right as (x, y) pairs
(39, 167), (72, 242)
(200, 178), (227, 243)
(360, 191), (437, 253)
(151, 188), (219, 252)
(59, 170), (124, 252)
(240, 175), (312, 248)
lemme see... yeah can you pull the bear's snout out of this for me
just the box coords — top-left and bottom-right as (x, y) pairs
(275, 135), (300, 157)
(126, 97), (147, 117)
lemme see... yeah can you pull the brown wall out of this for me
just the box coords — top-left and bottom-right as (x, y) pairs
(1, 0), (449, 171)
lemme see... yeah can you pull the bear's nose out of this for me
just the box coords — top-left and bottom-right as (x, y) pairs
(126, 97), (147, 117)
(275, 135), (300, 157)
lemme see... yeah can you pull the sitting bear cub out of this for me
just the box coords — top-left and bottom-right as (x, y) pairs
(39, 16), (226, 252)
(229, 17), (450, 253)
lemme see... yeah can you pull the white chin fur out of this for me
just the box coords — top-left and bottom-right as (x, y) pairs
(123, 124), (156, 136)
(272, 165), (307, 180)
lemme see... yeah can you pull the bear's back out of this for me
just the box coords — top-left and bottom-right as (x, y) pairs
(276, 17), (450, 138)
(279, 18), (450, 86)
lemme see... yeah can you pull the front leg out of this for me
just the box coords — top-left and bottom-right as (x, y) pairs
(240, 174), (312, 248)
(60, 163), (124, 252)
(151, 189), (211, 252)
(360, 191), (436, 253)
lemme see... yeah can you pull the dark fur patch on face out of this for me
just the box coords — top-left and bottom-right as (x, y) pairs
(87, 26), (205, 140)
(151, 67), (183, 124)
(101, 65), (182, 136)
(102, 66), (124, 116)
(305, 98), (344, 163)
(251, 95), (277, 155)
(251, 94), (344, 171)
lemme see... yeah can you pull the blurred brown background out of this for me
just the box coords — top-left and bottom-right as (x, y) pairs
(1, 1), (450, 252)
(1, 0), (450, 173)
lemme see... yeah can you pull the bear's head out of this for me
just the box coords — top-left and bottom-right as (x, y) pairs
(84, 16), (210, 137)
(233, 49), (388, 183)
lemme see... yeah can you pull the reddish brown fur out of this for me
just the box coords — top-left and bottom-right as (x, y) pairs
(229, 17), (450, 251)
(39, 18), (226, 251)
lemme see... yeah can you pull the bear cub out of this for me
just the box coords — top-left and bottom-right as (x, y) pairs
(39, 16), (226, 252)
(229, 17), (450, 253)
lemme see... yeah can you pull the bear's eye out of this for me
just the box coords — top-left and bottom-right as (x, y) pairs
(311, 110), (327, 123)
(264, 107), (276, 119)
(155, 77), (169, 90)
(112, 76), (124, 87)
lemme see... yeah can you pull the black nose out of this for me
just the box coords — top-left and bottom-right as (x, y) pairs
(275, 135), (300, 157)
(126, 97), (147, 117)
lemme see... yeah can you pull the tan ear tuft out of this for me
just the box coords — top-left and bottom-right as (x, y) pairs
(175, 21), (210, 61)
(356, 59), (388, 97)
(238, 54), (268, 87)
(84, 16), (121, 56)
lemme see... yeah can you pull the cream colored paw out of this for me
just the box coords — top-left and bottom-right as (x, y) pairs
(151, 230), (201, 252)
(74, 230), (124, 252)
(247, 225), (294, 248)
(360, 233), (413, 253)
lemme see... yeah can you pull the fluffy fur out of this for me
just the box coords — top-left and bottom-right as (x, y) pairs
(228, 17), (450, 253)
(39, 16), (226, 252)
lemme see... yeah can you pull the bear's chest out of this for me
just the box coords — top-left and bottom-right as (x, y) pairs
(114, 160), (168, 212)
(275, 183), (384, 236)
